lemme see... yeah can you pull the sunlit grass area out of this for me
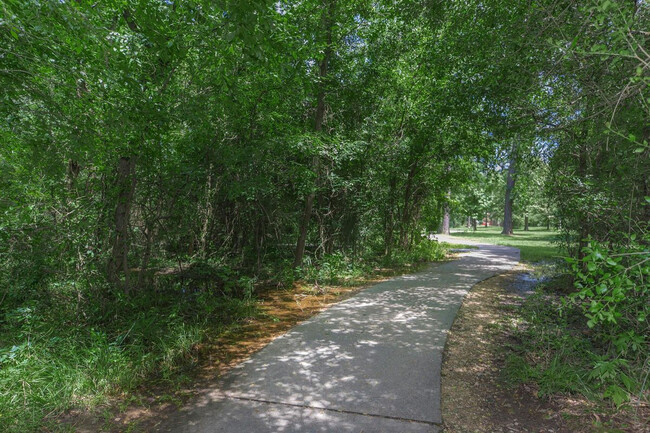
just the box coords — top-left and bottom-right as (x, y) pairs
(450, 226), (562, 262)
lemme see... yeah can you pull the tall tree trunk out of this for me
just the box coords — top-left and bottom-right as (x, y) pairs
(502, 143), (517, 236)
(200, 166), (215, 259)
(294, 0), (335, 268)
(384, 176), (397, 257)
(399, 163), (418, 247)
(439, 190), (451, 235)
(137, 224), (154, 289)
(524, 214), (529, 231)
(108, 156), (136, 293)
(577, 138), (589, 261)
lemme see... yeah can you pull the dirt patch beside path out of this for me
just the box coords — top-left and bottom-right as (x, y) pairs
(441, 266), (586, 433)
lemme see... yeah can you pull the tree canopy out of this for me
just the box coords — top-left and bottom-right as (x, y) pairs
(0, 0), (648, 430)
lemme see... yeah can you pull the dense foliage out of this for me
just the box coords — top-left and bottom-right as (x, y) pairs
(0, 0), (648, 430)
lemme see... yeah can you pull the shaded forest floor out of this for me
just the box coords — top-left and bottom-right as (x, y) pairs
(442, 265), (649, 433)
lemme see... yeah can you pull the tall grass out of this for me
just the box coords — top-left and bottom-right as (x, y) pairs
(0, 281), (258, 433)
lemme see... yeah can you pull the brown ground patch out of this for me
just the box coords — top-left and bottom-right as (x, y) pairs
(441, 265), (649, 433)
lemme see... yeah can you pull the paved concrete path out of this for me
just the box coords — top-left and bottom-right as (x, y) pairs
(158, 237), (519, 432)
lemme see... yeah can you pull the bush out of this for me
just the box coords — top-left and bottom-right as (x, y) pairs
(300, 253), (370, 285)
(506, 267), (649, 408)
(389, 239), (447, 265)
(567, 236), (649, 338)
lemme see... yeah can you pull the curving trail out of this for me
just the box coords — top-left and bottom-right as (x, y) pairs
(158, 236), (519, 432)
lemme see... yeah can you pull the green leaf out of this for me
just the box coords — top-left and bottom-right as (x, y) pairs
(603, 385), (628, 407)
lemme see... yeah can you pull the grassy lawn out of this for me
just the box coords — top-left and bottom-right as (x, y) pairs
(450, 226), (562, 262)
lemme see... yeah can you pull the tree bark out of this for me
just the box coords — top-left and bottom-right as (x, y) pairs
(440, 205), (450, 235)
(502, 143), (517, 236)
(294, 0), (335, 268)
(399, 162), (418, 247)
(200, 166), (215, 259)
(577, 136), (589, 261)
(524, 214), (529, 231)
(439, 190), (451, 235)
(108, 156), (136, 293)
(384, 175), (397, 257)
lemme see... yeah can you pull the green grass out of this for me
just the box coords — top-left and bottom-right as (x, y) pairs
(0, 286), (260, 433)
(450, 226), (562, 262)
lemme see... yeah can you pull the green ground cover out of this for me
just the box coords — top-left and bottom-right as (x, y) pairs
(450, 226), (562, 262)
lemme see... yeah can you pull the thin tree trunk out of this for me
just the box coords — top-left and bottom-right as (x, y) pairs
(384, 176), (397, 257)
(577, 138), (589, 261)
(641, 126), (650, 221)
(524, 215), (529, 231)
(294, 0), (335, 268)
(108, 156), (136, 293)
(137, 224), (153, 289)
(200, 166), (215, 259)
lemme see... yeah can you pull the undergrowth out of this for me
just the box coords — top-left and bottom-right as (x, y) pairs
(298, 238), (448, 286)
(505, 280), (649, 411)
(0, 238), (449, 432)
(0, 279), (258, 433)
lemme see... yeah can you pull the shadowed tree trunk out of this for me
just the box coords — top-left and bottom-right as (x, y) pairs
(502, 142), (517, 236)
(294, 0), (335, 269)
(384, 175), (397, 257)
(399, 162), (418, 247)
(108, 156), (136, 293)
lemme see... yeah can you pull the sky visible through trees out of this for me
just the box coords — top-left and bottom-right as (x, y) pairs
(0, 0), (648, 430)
